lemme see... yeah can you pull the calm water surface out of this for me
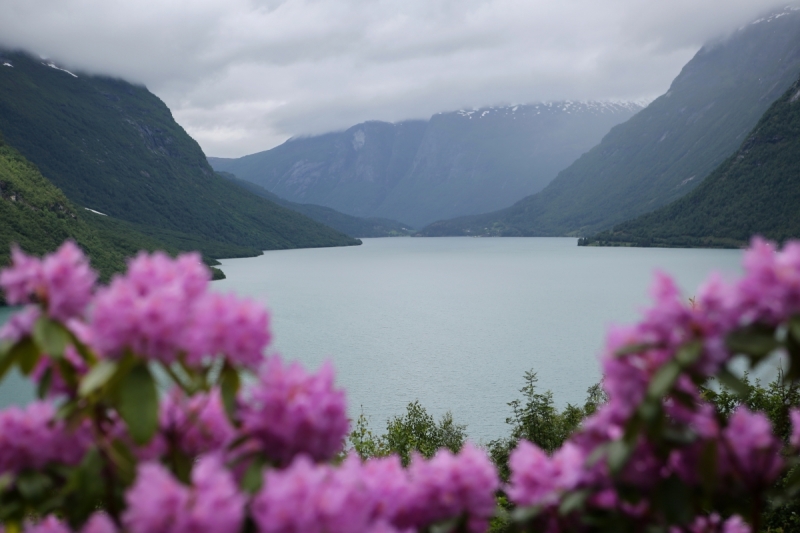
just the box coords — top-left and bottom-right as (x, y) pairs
(0, 238), (743, 442)
(213, 237), (742, 442)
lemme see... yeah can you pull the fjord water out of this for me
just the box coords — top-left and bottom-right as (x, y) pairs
(213, 237), (742, 443)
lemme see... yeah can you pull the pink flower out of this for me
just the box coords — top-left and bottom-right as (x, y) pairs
(722, 407), (783, 487)
(671, 513), (751, 533)
(508, 440), (585, 507)
(0, 401), (91, 473)
(252, 454), (375, 533)
(0, 242), (96, 321)
(90, 251), (209, 362)
(0, 305), (39, 343)
(123, 462), (189, 533)
(161, 388), (235, 457)
(24, 516), (71, 533)
(81, 513), (118, 533)
(398, 443), (499, 532)
(124, 455), (243, 533)
(240, 357), (348, 464)
(184, 292), (270, 370)
(789, 409), (800, 448)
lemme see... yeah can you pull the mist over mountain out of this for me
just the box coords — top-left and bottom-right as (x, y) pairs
(209, 101), (641, 228)
(0, 50), (360, 262)
(419, 8), (800, 237)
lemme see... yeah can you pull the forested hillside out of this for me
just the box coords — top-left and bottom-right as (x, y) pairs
(581, 74), (800, 248)
(0, 136), (232, 285)
(0, 51), (360, 254)
(419, 8), (800, 237)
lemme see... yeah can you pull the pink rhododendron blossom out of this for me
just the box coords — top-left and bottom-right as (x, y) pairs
(1, 245), (44, 305)
(184, 292), (270, 369)
(361, 455), (411, 522)
(508, 440), (585, 507)
(240, 357), (348, 464)
(670, 513), (751, 533)
(253, 455), (376, 533)
(90, 251), (209, 362)
(161, 388), (235, 457)
(81, 513), (118, 533)
(0, 305), (39, 342)
(398, 443), (499, 531)
(174, 454), (246, 533)
(125, 456), (243, 533)
(123, 462), (190, 533)
(722, 407), (783, 487)
(790, 409), (800, 448)
(0, 242), (96, 320)
(0, 401), (91, 473)
(24, 516), (71, 533)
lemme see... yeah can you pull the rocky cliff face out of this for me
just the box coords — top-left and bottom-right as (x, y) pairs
(209, 102), (641, 228)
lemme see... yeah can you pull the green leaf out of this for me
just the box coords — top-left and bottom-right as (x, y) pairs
(16, 470), (53, 501)
(607, 440), (632, 475)
(240, 457), (266, 494)
(117, 363), (159, 445)
(789, 316), (800, 344)
(726, 326), (779, 360)
(615, 342), (656, 357)
(716, 367), (750, 398)
(510, 505), (542, 523)
(220, 363), (240, 424)
(13, 337), (41, 375)
(32, 316), (71, 358)
(0, 341), (19, 381)
(675, 341), (702, 367)
(647, 361), (681, 400)
(78, 360), (118, 397)
(36, 367), (52, 399)
(558, 489), (589, 515)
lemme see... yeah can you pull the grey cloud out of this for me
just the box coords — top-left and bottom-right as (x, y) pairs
(0, 0), (792, 157)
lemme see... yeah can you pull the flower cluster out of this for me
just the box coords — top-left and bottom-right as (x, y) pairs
(0, 242), (96, 321)
(161, 388), (235, 457)
(0, 401), (91, 474)
(240, 356), (349, 464)
(89, 251), (268, 368)
(252, 444), (498, 533)
(123, 455), (244, 533)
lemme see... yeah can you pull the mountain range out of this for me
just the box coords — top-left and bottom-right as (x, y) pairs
(209, 101), (642, 228)
(419, 8), (800, 238)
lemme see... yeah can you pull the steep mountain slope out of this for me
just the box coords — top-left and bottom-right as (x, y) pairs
(0, 51), (359, 253)
(581, 75), (800, 248)
(216, 172), (412, 238)
(209, 102), (641, 228)
(0, 135), (230, 284)
(419, 8), (800, 237)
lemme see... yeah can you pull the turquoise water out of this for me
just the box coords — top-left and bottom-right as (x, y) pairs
(0, 237), (743, 442)
(213, 237), (742, 442)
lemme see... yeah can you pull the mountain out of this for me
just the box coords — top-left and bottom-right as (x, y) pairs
(209, 102), (641, 228)
(580, 74), (800, 248)
(0, 50), (360, 257)
(419, 8), (800, 237)
(216, 171), (412, 238)
(0, 134), (232, 286)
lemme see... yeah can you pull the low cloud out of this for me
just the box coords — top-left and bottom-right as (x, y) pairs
(0, 0), (790, 157)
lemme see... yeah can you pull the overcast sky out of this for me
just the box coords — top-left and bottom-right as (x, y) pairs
(0, 0), (792, 157)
